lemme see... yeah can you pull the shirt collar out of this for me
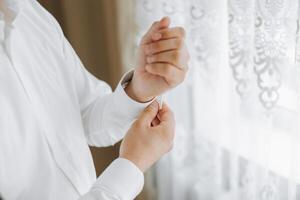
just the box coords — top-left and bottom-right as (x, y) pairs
(0, 0), (25, 26)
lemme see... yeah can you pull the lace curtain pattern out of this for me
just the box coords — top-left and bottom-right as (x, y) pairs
(134, 0), (300, 199)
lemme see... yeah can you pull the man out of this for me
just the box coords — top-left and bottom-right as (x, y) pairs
(0, 0), (189, 199)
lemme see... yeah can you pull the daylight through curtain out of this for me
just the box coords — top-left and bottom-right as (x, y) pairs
(134, 0), (300, 199)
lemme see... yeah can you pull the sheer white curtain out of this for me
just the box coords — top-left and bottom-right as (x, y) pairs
(133, 0), (300, 199)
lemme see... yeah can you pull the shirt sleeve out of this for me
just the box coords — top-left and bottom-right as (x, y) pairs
(62, 40), (147, 199)
(35, 6), (146, 199)
(79, 158), (144, 200)
(62, 38), (153, 147)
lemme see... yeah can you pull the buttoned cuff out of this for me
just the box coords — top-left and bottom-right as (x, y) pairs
(112, 70), (154, 120)
(92, 158), (144, 200)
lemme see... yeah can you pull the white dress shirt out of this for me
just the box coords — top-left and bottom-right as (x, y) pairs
(0, 0), (149, 199)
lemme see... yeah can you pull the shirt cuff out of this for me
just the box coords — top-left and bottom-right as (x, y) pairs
(92, 158), (144, 200)
(112, 70), (154, 120)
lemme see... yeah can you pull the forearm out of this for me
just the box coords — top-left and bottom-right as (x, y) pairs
(83, 71), (153, 147)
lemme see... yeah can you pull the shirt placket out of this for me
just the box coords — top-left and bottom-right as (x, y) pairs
(0, 11), (34, 108)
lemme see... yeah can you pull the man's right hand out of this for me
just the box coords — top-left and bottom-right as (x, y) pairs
(119, 101), (175, 172)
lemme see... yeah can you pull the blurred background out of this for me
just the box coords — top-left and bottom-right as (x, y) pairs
(37, 0), (300, 200)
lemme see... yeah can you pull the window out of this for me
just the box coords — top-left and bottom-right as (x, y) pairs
(131, 0), (300, 199)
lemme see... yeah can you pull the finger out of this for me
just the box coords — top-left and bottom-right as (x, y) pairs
(159, 27), (186, 40)
(145, 63), (186, 87)
(154, 103), (175, 141)
(158, 17), (171, 31)
(144, 37), (184, 55)
(146, 50), (188, 70)
(137, 101), (159, 126)
(141, 17), (171, 45)
(157, 103), (175, 126)
(151, 116), (160, 127)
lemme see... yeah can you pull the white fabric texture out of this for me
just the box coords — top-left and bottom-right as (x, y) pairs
(134, 0), (300, 199)
(0, 0), (147, 199)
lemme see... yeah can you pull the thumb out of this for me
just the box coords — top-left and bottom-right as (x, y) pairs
(141, 17), (171, 45)
(137, 101), (159, 126)
(157, 103), (175, 126)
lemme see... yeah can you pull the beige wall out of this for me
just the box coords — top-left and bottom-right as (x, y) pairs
(38, 0), (122, 87)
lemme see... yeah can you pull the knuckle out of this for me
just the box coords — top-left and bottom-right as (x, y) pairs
(175, 38), (184, 49)
(178, 27), (186, 38)
(164, 64), (174, 78)
(176, 51), (181, 62)
(145, 105), (155, 114)
(146, 102), (158, 114)
(172, 50), (181, 62)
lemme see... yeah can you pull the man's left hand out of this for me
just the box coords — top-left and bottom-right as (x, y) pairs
(126, 17), (189, 102)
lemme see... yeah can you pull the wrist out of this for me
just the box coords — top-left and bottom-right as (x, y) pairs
(125, 81), (154, 103)
(119, 155), (147, 173)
